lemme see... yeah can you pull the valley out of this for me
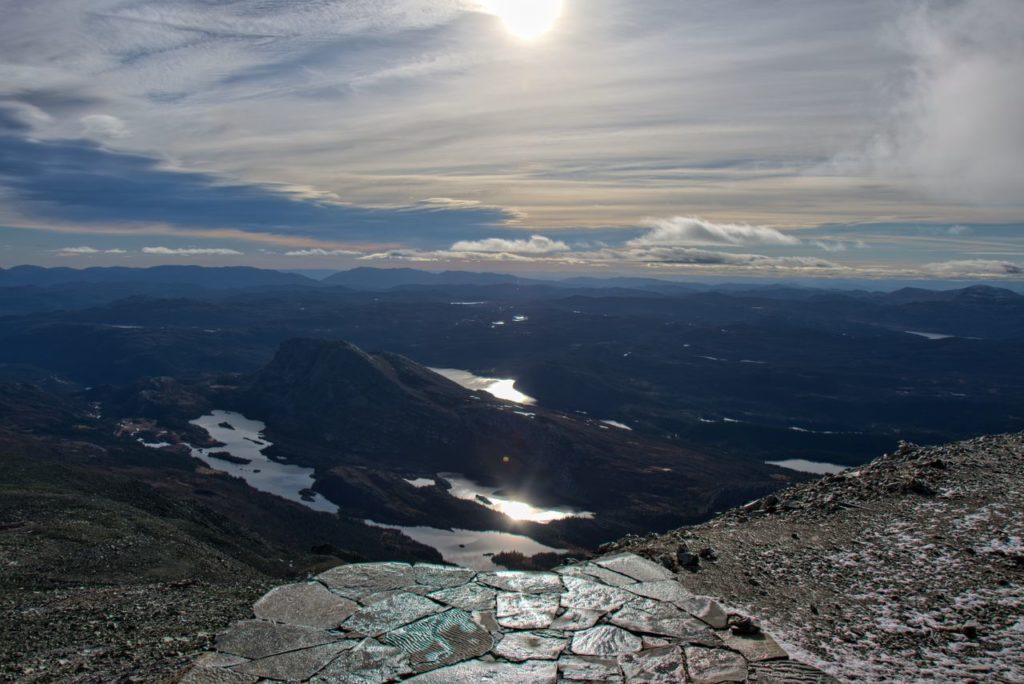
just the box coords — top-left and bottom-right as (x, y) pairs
(1, 266), (1022, 681)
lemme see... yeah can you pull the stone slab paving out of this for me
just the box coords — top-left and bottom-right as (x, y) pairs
(183, 553), (839, 683)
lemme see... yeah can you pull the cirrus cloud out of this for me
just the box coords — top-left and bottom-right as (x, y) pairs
(921, 259), (1022, 277)
(285, 248), (363, 257)
(142, 246), (243, 256)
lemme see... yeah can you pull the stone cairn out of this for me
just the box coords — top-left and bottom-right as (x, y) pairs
(181, 553), (837, 683)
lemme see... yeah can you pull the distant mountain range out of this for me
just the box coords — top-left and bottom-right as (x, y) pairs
(4, 264), (1022, 296)
(0, 265), (315, 289)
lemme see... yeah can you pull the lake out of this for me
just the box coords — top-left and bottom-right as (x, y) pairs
(186, 410), (339, 514)
(430, 368), (537, 405)
(439, 472), (594, 524)
(905, 330), (956, 340)
(766, 458), (848, 475)
(365, 520), (566, 571)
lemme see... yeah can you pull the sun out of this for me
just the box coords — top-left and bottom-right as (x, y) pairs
(482, 0), (564, 40)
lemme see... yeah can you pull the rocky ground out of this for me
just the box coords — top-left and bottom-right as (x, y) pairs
(606, 432), (1024, 682)
(0, 581), (274, 683)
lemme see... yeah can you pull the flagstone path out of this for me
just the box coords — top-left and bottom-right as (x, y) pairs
(181, 553), (837, 683)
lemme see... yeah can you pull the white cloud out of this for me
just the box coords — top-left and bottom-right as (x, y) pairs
(810, 240), (867, 253)
(56, 245), (127, 255)
(450, 234), (570, 254)
(948, 224), (972, 236)
(587, 246), (842, 270)
(80, 114), (130, 140)
(867, 0), (1024, 205)
(921, 259), (1022, 277)
(362, 232), (844, 272)
(631, 217), (800, 248)
(285, 248), (362, 257)
(142, 246), (243, 256)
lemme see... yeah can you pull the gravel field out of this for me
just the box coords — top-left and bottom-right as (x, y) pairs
(608, 433), (1024, 683)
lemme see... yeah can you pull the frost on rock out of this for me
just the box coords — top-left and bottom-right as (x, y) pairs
(601, 432), (1024, 683)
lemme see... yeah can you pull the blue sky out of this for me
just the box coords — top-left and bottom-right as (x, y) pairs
(0, 0), (1021, 279)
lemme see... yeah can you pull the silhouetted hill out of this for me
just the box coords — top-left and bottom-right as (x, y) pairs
(230, 338), (795, 546)
(321, 267), (533, 289)
(0, 265), (315, 289)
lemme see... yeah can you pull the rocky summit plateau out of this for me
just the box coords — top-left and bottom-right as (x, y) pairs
(178, 552), (835, 684)
(175, 432), (1024, 683)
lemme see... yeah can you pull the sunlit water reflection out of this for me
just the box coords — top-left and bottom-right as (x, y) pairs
(365, 520), (566, 571)
(439, 472), (594, 523)
(430, 368), (537, 405)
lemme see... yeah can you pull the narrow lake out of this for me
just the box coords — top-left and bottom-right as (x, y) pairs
(365, 520), (566, 571)
(766, 458), (848, 475)
(188, 410), (339, 514)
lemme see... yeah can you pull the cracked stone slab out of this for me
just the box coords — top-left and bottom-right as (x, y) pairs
(622, 581), (729, 630)
(310, 638), (413, 684)
(381, 609), (493, 672)
(685, 645), (749, 684)
(496, 592), (561, 629)
(233, 640), (357, 681)
(215, 620), (342, 659)
(560, 575), (635, 613)
(189, 555), (804, 683)
(677, 595), (729, 630)
(558, 655), (625, 682)
(618, 646), (688, 683)
(428, 583), (497, 612)
(318, 562), (416, 600)
(609, 598), (717, 643)
(413, 563), (476, 588)
(494, 631), (567, 661)
(643, 635), (677, 649)
(178, 667), (258, 684)
(253, 582), (359, 629)
(571, 625), (643, 656)
(550, 607), (604, 631)
(402, 659), (558, 683)
(558, 563), (638, 588)
(472, 610), (501, 634)
(478, 570), (563, 594)
(193, 653), (249, 669)
(623, 579), (691, 602)
(594, 553), (675, 582)
(342, 592), (443, 636)
(748, 660), (840, 683)
(722, 632), (789, 662)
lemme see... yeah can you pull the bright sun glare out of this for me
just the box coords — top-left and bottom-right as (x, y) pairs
(484, 0), (564, 40)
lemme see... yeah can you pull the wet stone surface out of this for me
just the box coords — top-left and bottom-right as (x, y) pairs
(185, 554), (838, 682)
